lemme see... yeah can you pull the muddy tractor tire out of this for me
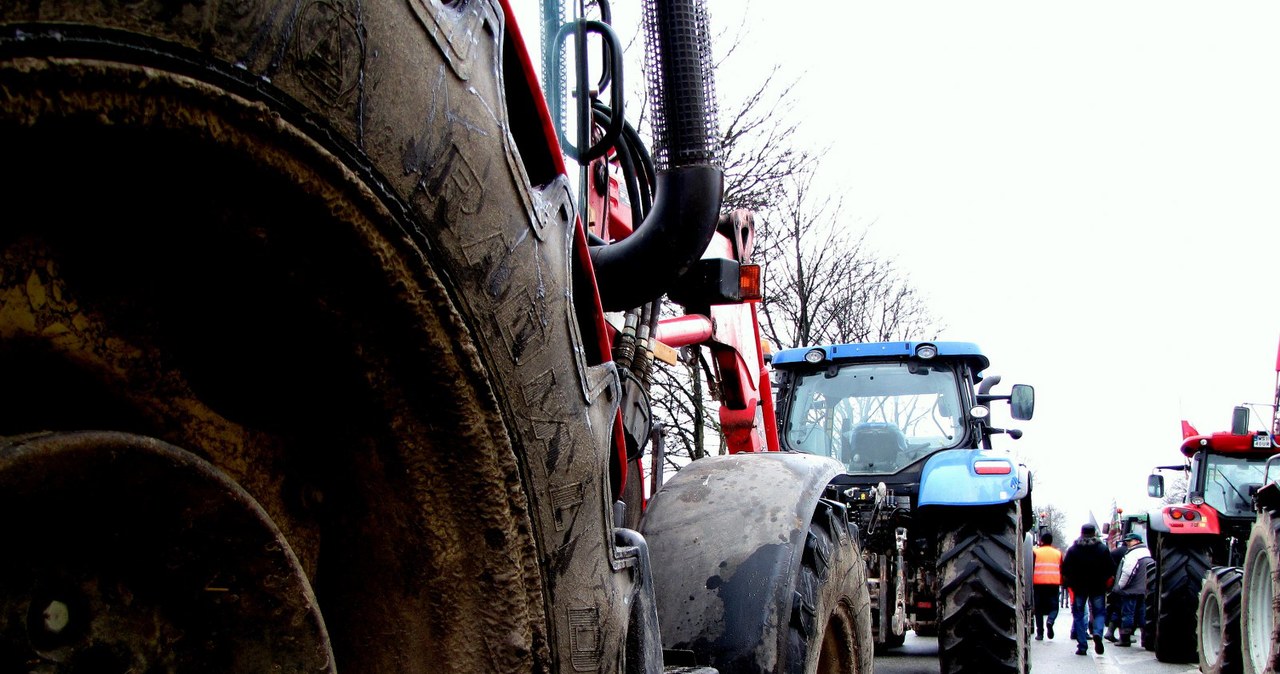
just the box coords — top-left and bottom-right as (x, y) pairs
(642, 453), (874, 674)
(936, 502), (1030, 674)
(0, 3), (630, 672)
(1198, 566), (1243, 674)
(1154, 537), (1212, 663)
(1242, 510), (1280, 674)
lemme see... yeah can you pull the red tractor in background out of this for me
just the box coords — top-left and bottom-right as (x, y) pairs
(1145, 413), (1278, 663)
(0, 0), (874, 672)
(1191, 341), (1280, 674)
(1145, 341), (1280, 668)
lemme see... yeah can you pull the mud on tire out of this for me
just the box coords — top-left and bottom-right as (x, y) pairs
(1198, 566), (1243, 674)
(643, 454), (873, 674)
(787, 499), (876, 674)
(0, 3), (625, 672)
(936, 502), (1029, 674)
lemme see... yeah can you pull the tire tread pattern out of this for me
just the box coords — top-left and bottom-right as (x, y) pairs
(785, 498), (874, 674)
(1241, 509), (1280, 674)
(1198, 565), (1243, 674)
(936, 503), (1028, 674)
(1155, 539), (1212, 663)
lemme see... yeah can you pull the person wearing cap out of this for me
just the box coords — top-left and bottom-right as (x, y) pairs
(1061, 523), (1114, 655)
(1110, 532), (1154, 647)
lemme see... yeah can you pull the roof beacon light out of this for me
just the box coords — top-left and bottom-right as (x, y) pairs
(804, 348), (826, 364)
(915, 343), (938, 359)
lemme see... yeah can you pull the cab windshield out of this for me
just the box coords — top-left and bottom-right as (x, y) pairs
(783, 362), (965, 474)
(1202, 454), (1269, 518)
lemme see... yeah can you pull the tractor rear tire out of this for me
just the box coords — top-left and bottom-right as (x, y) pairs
(0, 4), (624, 672)
(1198, 566), (1243, 674)
(1242, 510), (1280, 674)
(936, 502), (1030, 674)
(1154, 537), (1212, 663)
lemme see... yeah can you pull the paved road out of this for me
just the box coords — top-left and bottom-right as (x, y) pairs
(871, 632), (1201, 673)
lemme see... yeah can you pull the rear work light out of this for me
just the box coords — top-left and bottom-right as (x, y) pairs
(973, 460), (1012, 475)
(739, 264), (762, 301)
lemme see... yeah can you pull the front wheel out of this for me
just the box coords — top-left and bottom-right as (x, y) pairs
(1155, 537), (1212, 663)
(643, 454), (873, 674)
(936, 502), (1029, 674)
(1198, 566), (1243, 674)
(1241, 510), (1280, 674)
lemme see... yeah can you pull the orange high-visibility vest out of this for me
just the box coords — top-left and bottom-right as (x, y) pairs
(1033, 545), (1063, 585)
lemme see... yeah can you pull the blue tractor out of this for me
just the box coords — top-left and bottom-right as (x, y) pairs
(770, 341), (1036, 673)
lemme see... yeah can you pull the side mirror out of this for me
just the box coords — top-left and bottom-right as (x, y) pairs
(1233, 406), (1250, 435)
(1010, 384), (1035, 421)
(1147, 474), (1165, 498)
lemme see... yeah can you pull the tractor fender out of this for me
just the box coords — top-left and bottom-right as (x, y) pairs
(918, 449), (1030, 507)
(641, 452), (847, 671)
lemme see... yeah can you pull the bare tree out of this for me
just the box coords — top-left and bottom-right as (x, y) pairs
(634, 13), (941, 466)
(754, 169), (941, 350)
(719, 67), (816, 213)
(1161, 473), (1190, 505)
(1032, 503), (1070, 550)
(648, 344), (722, 466)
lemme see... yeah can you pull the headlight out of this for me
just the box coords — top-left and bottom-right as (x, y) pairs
(804, 348), (826, 364)
(915, 343), (938, 359)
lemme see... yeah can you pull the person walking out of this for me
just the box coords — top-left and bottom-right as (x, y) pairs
(1061, 523), (1115, 656)
(1111, 533), (1153, 647)
(1032, 532), (1063, 640)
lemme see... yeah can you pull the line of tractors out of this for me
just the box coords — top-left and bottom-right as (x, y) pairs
(0, 0), (1047, 672)
(1105, 342), (1280, 674)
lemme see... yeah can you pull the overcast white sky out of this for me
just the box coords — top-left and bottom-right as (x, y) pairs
(513, 1), (1280, 531)
(707, 2), (1280, 532)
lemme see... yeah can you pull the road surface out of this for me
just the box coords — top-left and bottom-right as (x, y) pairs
(871, 632), (1201, 673)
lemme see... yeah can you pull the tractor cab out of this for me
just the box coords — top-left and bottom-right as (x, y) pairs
(1149, 423), (1279, 538)
(769, 340), (1036, 651)
(771, 341), (1033, 476)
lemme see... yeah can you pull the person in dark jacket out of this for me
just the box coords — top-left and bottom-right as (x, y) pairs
(1111, 533), (1153, 647)
(1061, 523), (1114, 655)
